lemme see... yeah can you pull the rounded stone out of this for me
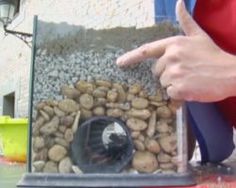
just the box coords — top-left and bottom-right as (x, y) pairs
(43, 161), (58, 173)
(33, 136), (45, 150)
(58, 99), (79, 113)
(126, 118), (148, 131)
(33, 160), (45, 172)
(48, 145), (67, 162)
(64, 128), (73, 143)
(93, 106), (105, 116)
(156, 106), (172, 119)
(40, 116), (59, 135)
(131, 97), (149, 109)
(59, 157), (72, 173)
(132, 151), (158, 173)
(79, 94), (94, 110)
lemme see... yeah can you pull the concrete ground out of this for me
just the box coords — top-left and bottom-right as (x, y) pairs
(0, 160), (25, 188)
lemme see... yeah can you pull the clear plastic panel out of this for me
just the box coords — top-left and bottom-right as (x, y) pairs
(30, 1), (188, 177)
(31, 23), (188, 176)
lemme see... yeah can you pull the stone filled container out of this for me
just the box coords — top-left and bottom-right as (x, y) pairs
(18, 17), (195, 187)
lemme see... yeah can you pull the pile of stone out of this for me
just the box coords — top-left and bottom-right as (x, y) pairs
(32, 80), (178, 174)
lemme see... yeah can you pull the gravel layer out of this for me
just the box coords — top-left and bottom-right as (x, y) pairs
(32, 22), (179, 117)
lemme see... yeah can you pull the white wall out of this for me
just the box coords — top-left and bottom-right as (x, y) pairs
(0, 0), (155, 117)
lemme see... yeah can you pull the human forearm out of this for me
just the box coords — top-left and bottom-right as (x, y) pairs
(116, 0), (236, 102)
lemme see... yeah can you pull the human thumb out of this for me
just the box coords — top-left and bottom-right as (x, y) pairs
(176, 0), (205, 36)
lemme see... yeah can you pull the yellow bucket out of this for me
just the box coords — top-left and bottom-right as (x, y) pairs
(0, 116), (28, 162)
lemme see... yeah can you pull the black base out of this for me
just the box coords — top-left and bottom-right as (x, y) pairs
(17, 172), (195, 188)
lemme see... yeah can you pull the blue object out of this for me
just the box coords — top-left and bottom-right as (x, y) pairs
(154, 0), (196, 23)
(187, 102), (235, 163)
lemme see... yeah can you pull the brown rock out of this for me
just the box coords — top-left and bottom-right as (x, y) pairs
(75, 80), (94, 94)
(59, 157), (72, 173)
(33, 148), (48, 161)
(159, 135), (177, 154)
(126, 94), (135, 101)
(106, 108), (124, 118)
(32, 117), (45, 136)
(113, 83), (126, 102)
(157, 152), (172, 163)
(93, 106), (105, 116)
(156, 120), (169, 133)
(128, 84), (142, 95)
(160, 163), (176, 170)
(46, 100), (58, 107)
(54, 131), (64, 138)
(39, 110), (50, 122)
(156, 106), (172, 118)
(43, 161), (58, 173)
(81, 108), (92, 119)
(43, 106), (54, 117)
(94, 98), (107, 107)
(107, 90), (118, 102)
(134, 140), (145, 151)
(60, 116), (74, 127)
(131, 131), (140, 139)
(79, 94), (94, 110)
(55, 137), (69, 148)
(36, 102), (46, 110)
(126, 118), (148, 131)
(131, 97), (149, 109)
(64, 128), (73, 143)
(126, 109), (151, 120)
(58, 99), (79, 113)
(48, 145), (67, 162)
(106, 103), (130, 111)
(95, 80), (112, 88)
(59, 125), (67, 133)
(54, 107), (66, 117)
(132, 151), (158, 173)
(145, 139), (161, 154)
(44, 137), (55, 148)
(138, 134), (145, 142)
(33, 137), (45, 150)
(61, 85), (80, 99)
(33, 160), (45, 172)
(139, 90), (149, 98)
(93, 88), (107, 98)
(40, 116), (59, 135)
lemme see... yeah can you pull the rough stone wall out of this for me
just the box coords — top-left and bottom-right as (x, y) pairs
(0, 0), (155, 117)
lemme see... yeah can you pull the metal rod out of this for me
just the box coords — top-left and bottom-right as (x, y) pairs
(3, 24), (32, 47)
(177, 104), (188, 173)
(3, 24), (32, 37)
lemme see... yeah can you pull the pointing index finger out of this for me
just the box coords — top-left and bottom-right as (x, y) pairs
(116, 37), (175, 67)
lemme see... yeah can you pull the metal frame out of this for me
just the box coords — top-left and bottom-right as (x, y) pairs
(3, 24), (32, 47)
(26, 15), (37, 173)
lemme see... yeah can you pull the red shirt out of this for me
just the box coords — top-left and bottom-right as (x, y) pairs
(194, 0), (236, 127)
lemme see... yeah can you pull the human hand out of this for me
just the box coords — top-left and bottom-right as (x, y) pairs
(116, 0), (236, 102)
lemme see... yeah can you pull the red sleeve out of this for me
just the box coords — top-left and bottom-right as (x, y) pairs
(193, 0), (236, 127)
